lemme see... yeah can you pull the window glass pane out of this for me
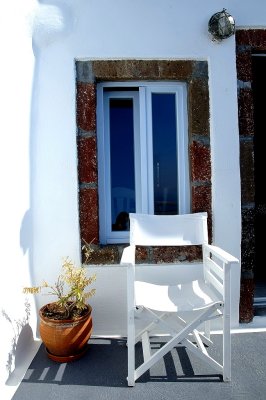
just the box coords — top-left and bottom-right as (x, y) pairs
(152, 93), (178, 215)
(109, 99), (135, 231)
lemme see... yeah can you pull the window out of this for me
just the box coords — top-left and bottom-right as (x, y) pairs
(97, 82), (189, 244)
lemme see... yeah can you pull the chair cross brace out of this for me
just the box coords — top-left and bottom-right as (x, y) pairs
(133, 301), (224, 382)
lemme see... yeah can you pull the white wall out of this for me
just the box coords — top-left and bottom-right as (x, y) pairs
(1, 0), (266, 397)
(0, 3), (37, 399)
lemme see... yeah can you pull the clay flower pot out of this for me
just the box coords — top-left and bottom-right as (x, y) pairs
(39, 303), (93, 362)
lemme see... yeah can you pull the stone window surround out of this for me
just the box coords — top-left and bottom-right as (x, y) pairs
(75, 59), (211, 265)
(236, 30), (266, 322)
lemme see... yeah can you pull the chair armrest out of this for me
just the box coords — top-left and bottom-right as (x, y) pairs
(203, 244), (239, 264)
(203, 243), (239, 298)
(120, 245), (136, 265)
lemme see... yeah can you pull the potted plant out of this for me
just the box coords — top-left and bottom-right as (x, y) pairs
(23, 243), (96, 362)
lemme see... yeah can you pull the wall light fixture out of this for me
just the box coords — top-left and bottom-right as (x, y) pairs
(208, 9), (235, 42)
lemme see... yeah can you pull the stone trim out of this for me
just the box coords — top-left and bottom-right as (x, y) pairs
(75, 59), (211, 263)
(236, 29), (266, 322)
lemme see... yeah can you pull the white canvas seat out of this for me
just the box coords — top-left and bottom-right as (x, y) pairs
(134, 278), (221, 312)
(120, 212), (239, 386)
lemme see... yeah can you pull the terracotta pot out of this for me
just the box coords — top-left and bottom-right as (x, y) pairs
(39, 303), (93, 362)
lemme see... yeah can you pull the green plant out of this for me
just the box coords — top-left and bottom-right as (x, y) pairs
(23, 243), (96, 320)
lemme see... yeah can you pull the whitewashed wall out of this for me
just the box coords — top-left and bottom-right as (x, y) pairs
(1, 0), (266, 397)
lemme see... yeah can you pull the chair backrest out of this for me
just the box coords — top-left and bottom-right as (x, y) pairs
(112, 187), (135, 223)
(129, 212), (208, 246)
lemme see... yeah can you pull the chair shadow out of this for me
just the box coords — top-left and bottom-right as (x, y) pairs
(22, 337), (222, 387)
(135, 339), (223, 384)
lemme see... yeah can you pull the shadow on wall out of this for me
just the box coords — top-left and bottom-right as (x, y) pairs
(1, 0), (76, 390)
(2, 300), (33, 385)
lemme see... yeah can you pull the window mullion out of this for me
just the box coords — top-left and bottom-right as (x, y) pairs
(97, 87), (108, 243)
(138, 87), (149, 213)
(103, 94), (112, 242)
(145, 87), (155, 214)
(176, 88), (189, 214)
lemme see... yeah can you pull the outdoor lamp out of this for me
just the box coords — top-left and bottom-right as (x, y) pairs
(208, 9), (235, 41)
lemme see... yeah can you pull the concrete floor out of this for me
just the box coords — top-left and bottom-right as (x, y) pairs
(8, 317), (266, 400)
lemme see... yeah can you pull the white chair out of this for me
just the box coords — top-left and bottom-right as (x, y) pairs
(120, 212), (239, 386)
(112, 187), (135, 227)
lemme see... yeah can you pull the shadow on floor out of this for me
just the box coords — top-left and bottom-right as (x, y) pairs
(12, 333), (266, 400)
(19, 337), (223, 388)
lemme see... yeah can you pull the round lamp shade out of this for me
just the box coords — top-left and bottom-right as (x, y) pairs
(208, 9), (235, 41)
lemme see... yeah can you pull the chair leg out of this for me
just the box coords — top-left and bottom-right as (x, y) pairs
(127, 308), (136, 386)
(223, 267), (231, 382)
(127, 264), (136, 386)
(222, 312), (231, 382)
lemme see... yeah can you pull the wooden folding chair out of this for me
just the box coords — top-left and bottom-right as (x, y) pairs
(120, 212), (239, 386)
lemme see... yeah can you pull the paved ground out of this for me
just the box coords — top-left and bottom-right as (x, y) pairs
(11, 330), (266, 400)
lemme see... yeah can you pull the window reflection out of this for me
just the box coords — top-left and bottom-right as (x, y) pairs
(109, 99), (136, 230)
(152, 93), (178, 215)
